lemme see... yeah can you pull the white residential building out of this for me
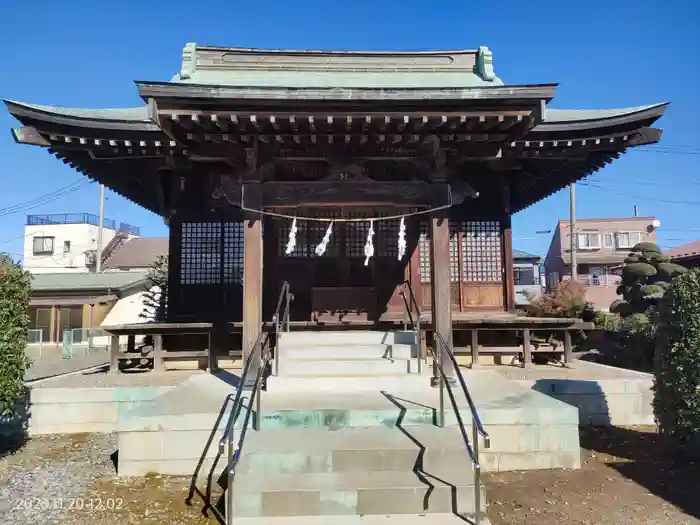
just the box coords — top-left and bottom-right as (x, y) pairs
(23, 213), (140, 274)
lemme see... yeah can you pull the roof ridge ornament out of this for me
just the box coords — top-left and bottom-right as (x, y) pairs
(476, 46), (496, 81)
(180, 42), (198, 80)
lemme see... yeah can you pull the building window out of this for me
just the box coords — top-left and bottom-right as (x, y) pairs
(617, 231), (643, 249)
(222, 222), (244, 285)
(33, 236), (54, 255)
(28, 307), (52, 344)
(514, 266), (537, 286)
(603, 232), (614, 248)
(577, 232), (601, 250)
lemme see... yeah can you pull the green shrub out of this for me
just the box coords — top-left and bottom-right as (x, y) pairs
(0, 254), (31, 417)
(653, 269), (700, 443)
(140, 254), (169, 322)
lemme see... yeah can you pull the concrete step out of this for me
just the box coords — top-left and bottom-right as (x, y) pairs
(265, 374), (430, 393)
(235, 514), (492, 525)
(232, 469), (485, 517)
(280, 330), (417, 346)
(236, 426), (478, 476)
(279, 343), (418, 360)
(280, 357), (420, 376)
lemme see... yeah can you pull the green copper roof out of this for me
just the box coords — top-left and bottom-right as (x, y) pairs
(543, 103), (669, 123)
(30, 271), (149, 292)
(168, 43), (505, 88)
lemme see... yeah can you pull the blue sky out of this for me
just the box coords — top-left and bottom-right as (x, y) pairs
(1, 0), (698, 260)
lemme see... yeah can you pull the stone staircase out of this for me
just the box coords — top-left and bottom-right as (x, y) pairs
(233, 330), (489, 522)
(273, 329), (422, 379)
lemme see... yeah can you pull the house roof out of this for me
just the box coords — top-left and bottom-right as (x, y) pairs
(30, 271), (149, 292)
(513, 249), (541, 261)
(104, 237), (168, 269)
(666, 240), (700, 261)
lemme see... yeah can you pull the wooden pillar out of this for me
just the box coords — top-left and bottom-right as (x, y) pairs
(503, 177), (516, 313)
(430, 213), (456, 384)
(109, 335), (120, 374)
(242, 192), (263, 384)
(470, 329), (480, 369)
(153, 334), (164, 372)
(563, 330), (573, 367)
(522, 328), (534, 369)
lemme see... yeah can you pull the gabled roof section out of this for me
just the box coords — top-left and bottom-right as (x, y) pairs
(666, 240), (700, 261)
(104, 237), (168, 269)
(30, 271), (149, 293)
(167, 43), (504, 89)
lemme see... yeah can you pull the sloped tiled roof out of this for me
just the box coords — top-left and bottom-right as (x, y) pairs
(104, 237), (168, 269)
(666, 240), (700, 261)
(513, 249), (541, 261)
(30, 271), (149, 292)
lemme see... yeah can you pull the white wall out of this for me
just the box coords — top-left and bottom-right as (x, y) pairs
(23, 224), (117, 273)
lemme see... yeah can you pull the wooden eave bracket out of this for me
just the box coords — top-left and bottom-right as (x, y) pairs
(11, 126), (50, 146)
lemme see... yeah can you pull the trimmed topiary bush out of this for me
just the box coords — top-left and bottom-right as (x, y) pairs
(140, 253), (169, 322)
(0, 254), (31, 417)
(653, 268), (700, 444)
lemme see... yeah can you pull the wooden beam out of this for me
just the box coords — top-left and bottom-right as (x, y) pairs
(430, 213), (456, 384)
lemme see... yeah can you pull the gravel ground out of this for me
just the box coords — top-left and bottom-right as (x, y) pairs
(25, 350), (110, 382)
(0, 433), (211, 525)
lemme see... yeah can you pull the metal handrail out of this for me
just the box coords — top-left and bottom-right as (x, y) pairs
(398, 280), (422, 375)
(399, 279), (490, 525)
(272, 282), (293, 376)
(215, 281), (291, 524)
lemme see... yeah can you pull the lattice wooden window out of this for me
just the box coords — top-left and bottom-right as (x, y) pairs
(419, 221), (431, 283)
(449, 223), (461, 282)
(222, 222), (244, 284)
(346, 221), (369, 258)
(377, 218), (399, 258)
(461, 221), (502, 283)
(180, 222), (222, 285)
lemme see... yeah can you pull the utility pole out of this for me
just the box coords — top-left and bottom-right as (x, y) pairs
(95, 184), (105, 273)
(569, 183), (577, 281)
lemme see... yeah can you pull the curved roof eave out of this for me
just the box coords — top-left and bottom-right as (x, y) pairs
(3, 100), (160, 132)
(533, 102), (669, 133)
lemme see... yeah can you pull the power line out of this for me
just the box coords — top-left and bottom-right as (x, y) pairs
(579, 182), (700, 205)
(0, 180), (93, 217)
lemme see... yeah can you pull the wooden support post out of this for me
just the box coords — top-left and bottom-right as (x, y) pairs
(502, 177), (516, 313)
(563, 330), (573, 367)
(470, 329), (480, 369)
(109, 335), (120, 374)
(522, 328), (533, 369)
(207, 332), (216, 373)
(242, 213), (263, 385)
(430, 213), (456, 385)
(153, 334), (164, 372)
(127, 335), (135, 353)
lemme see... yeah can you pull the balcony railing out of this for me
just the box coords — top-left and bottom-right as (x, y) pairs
(26, 213), (140, 236)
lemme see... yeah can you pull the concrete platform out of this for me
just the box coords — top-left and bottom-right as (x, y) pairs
(116, 370), (580, 477)
(235, 514), (492, 525)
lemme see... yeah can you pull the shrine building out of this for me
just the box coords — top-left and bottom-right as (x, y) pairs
(5, 43), (667, 364)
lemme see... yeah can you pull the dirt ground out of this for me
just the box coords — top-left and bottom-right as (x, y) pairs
(485, 426), (700, 525)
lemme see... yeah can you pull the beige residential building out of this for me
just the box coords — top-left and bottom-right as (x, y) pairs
(544, 216), (659, 310)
